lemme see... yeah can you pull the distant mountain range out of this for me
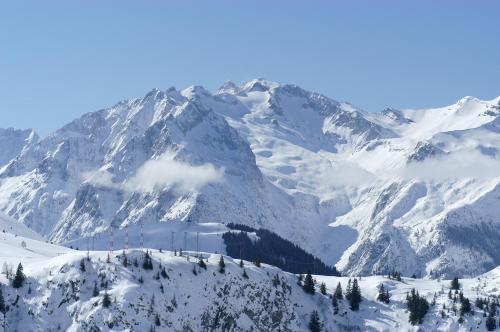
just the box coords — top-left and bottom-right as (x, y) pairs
(1, 79), (499, 278)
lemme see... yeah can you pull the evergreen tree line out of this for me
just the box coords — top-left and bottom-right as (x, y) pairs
(387, 271), (402, 281)
(480, 297), (499, 331)
(0, 263), (26, 332)
(0, 262), (26, 289)
(305, 277), (365, 331)
(224, 224), (339, 275)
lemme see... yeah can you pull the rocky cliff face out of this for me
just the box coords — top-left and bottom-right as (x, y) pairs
(0, 127), (38, 167)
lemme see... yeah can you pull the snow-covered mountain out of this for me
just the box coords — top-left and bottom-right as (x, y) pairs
(1, 79), (499, 279)
(0, 127), (38, 168)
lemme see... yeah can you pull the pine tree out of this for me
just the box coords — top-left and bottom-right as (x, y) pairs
(12, 263), (25, 288)
(490, 300), (498, 317)
(440, 309), (446, 318)
(93, 281), (99, 297)
(308, 310), (322, 332)
(0, 286), (4, 314)
(297, 274), (303, 286)
(476, 297), (485, 310)
(102, 292), (111, 308)
(303, 272), (315, 294)
(451, 277), (460, 290)
(406, 288), (429, 325)
(218, 256), (225, 273)
(239, 260), (244, 268)
(242, 269), (249, 279)
(377, 283), (385, 302)
(348, 278), (362, 311)
(320, 282), (327, 295)
(150, 294), (155, 310)
(345, 279), (352, 301)
(334, 282), (343, 300)
(160, 267), (168, 279)
(389, 271), (402, 281)
(155, 314), (161, 326)
(486, 315), (497, 331)
(143, 251), (153, 270)
(122, 254), (128, 267)
(198, 258), (207, 270)
(79, 259), (86, 272)
(332, 296), (339, 315)
(0, 285), (6, 332)
(460, 297), (472, 316)
(272, 274), (281, 287)
(253, 259), (261, 267)
(377, 284), (390, 304)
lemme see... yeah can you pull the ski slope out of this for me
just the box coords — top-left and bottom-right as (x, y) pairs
(0, 211), (72, 282)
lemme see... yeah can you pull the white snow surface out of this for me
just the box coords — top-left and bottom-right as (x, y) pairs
(1, 79), (500, 279)
(0, 245), (500, 331)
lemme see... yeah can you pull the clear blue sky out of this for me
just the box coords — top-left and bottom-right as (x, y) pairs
(1, 0), (499, 136)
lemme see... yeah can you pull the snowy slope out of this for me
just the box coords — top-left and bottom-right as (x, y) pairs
(0, 210), (42, 240)
(316, 267), (500, 332)
(1, 80), (500, 279)
(1, 248), (500, 331)
(1, 250), (341, 331)
(0, 212), (73, 285)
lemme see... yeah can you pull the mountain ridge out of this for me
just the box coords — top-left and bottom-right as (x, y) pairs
(1, 79), (500, 279)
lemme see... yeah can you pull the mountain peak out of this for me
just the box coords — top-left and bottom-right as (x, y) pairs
(240, 78), (280, 93)
(181, 85), (212, 99)
(217, 80), (239, 95)
(456, 95), (480, 106)
(492, 95), (500, 106)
